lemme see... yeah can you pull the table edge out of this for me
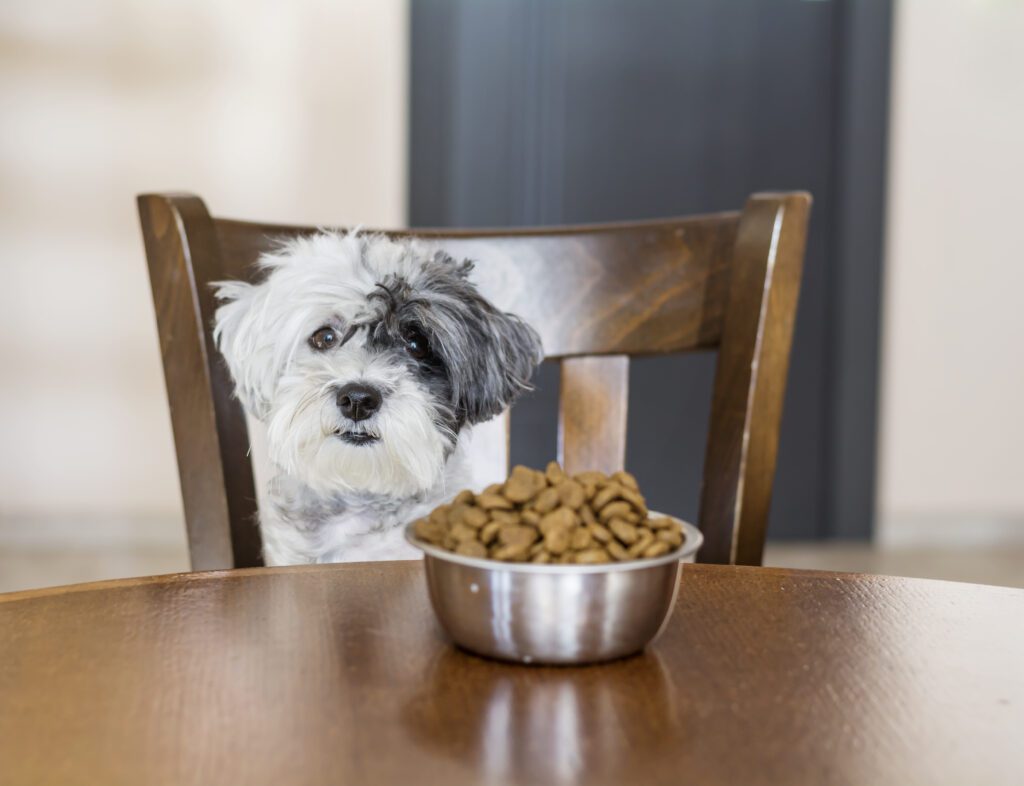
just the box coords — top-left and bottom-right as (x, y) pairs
(3, 561), (1021, 604)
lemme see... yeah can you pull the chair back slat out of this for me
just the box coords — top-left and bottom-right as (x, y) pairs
(216, 216), (738, 358)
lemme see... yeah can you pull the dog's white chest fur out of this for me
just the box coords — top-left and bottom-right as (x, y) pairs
(259, 439), (473, 566)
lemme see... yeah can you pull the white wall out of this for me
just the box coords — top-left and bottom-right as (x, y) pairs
(0, 0), (408, 538)
(879, 0), (1024, 545)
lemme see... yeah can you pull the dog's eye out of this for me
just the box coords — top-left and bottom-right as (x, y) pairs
(309, 326), (338, 351)
(403, 328), (430, 360)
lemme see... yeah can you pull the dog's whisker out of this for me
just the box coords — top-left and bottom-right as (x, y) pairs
(289, 387), (324, 430)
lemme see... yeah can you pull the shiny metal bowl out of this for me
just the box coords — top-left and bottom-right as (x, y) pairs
(405, 515), (703, 665)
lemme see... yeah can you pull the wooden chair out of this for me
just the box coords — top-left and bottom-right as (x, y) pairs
(138, 191), (810, 571)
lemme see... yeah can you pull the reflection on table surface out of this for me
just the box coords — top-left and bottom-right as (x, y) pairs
(403, 647), (682, 784)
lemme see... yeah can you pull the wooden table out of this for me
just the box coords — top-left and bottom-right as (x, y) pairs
(1, 563), (1021, 786)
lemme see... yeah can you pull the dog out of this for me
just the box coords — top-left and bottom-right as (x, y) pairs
(214, 231), (542, 566)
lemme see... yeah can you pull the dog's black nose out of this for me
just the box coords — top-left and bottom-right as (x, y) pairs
(336, 383), (382, 422)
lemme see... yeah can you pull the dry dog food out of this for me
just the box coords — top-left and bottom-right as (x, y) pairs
(412, 463), (686, 564)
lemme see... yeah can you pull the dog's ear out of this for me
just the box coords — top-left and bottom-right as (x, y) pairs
(212, 279), (278, 421)
(455, 307), (543, 425)
(411, 262), (543, 425)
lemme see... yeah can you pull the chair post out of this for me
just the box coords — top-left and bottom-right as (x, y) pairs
(698, 192), (811, 565)
(558, 356), (630, 475)
(137, 193), (263, 569)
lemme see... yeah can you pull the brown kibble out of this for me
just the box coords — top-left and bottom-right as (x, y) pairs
(414, 517), (445, 544)
(642, 540), (671, 558)
(545, 461), (567, 485)
(453, 489), (475, 506)
(656, 528), (683, 548)
(480, 521), (501, 545)
(557, 480), (586, 510)
(450, 522), (479, 543)
(417, 465), (680, 565)
(544, 525), (572, 555)
(628, 529), (656, 558)
(607, 541), (630, 561)
(462, 506), (488, 528)
(478, 493), (514, 510)
(588, 522), (612, 543)
(498, 525), (538, 548)
(504, 465), (547, 503)
(620, 487), (648, 515)
(591, 483), (623, 511)
(532, 487), (561, 514)
(493, 542), (531, 561)
(456, 540), (487, 558)
(599, 501), (633, 524)
(611, 470), (639, 491)
(576, 471), (606, 486)
(520, 510), (541, 526)
(489, 509), (520, 526)
(539, 506), (576, 535)
(570, 527), (593, 550)
(609, 518), (638, 545)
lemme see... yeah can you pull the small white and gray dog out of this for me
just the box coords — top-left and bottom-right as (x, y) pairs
(214, 231), (542, 566)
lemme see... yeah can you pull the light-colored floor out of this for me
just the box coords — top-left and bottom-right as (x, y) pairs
(1, 539), (1021, 594)
(0, 544), (190, 595)
(765, 542), (1024, 588)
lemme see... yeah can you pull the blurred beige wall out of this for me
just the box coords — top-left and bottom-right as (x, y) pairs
(0, 1), (408, 538)
(879, 0), (1024, 545)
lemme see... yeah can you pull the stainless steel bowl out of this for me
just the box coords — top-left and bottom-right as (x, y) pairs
(405, 514), (703, 665)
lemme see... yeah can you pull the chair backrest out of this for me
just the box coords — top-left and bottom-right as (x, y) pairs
(138, 191), (810, 570)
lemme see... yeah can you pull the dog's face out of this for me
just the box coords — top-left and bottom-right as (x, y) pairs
(214, 232), (542, 498)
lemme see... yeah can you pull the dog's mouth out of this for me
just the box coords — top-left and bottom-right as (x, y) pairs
(336, 430), (380, 446)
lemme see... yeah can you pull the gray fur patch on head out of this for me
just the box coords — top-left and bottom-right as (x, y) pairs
(365, 248), (544, 426)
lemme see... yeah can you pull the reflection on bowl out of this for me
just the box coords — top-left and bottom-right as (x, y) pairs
(401, 647), (684, 784)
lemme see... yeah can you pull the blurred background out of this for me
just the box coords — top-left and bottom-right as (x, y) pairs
(1, 0), (1022, 591)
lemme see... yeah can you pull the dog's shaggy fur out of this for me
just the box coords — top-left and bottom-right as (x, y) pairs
(214, 232), (542, 565)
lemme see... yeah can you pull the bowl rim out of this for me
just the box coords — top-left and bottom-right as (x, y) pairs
(404, 513), (703, 575)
